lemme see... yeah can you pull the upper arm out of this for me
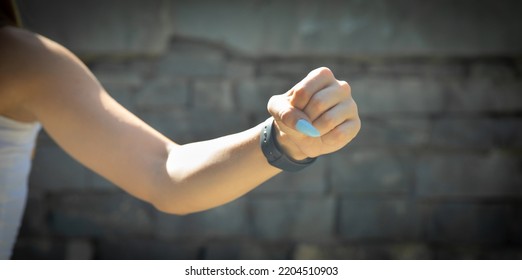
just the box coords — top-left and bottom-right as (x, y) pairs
(1, 27), (177, 202)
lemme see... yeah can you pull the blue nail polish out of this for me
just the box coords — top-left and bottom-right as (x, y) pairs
(296, 119), (321, 137)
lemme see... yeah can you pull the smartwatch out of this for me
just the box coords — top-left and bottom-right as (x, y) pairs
(260, 117), (316, 172)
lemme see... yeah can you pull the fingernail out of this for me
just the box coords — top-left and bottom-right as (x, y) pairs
(296, 119), (321, 137)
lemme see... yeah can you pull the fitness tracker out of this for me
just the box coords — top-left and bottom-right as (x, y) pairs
(260, 117), (316, 172)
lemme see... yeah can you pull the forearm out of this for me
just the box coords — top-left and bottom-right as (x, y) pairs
(152, 121), (281, 215)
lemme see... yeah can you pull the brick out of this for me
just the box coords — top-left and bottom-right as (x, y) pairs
(330, 149), (413, 195)
(102, 84), (136, 112)
(65, 239), (94, 260)
(49, 193), (155, 237)
(92, 68), (143, 89)
(349, 118), (430, 149)
(432, 245), (522, 260)
(225, 59), (255, 79)
(447, 77), (522, 112)
(469, 61), (519, 80)
(484, 249), (522, 259)
(351, 76), (446, 115)
(169, 0), (266, 55)
(156, 41), (226, 78)
(421, 202), (513, 245)
(252, 158), (326, 195)
(155, 198), (249, 240)
(29, 145), (89, 191)
(429, 118), (522, 150)
(201, 242), (243, 260)
(509, 206), (522, 245)
(339, 198), (420, 241)
(11, 238), (66, 260)
(204, 241), (291, 260)
(97, 238), (201, 259)
(431, 246), (487, 259)
(236, 78), (294, 116)
(19, 0), (171, 55)
(257, 60), (312, 79)
(17, 192), (49, 236)
(89, 59), (153, 84)
(366, 60), (465, 78)
(257, 60), (349, 81)
(416, 152), (522, 198)
(193, 79), (235, 111)
(135, 77), (189, 110)
(293, 243), (432, 260)
(251, 196), (335, 241)
(430, 118), (494, 150)
(85, 171), (119, 192)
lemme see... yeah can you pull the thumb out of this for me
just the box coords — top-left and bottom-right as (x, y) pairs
(267, 95), (321, 138)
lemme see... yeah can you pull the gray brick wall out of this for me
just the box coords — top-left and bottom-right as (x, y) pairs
(12, 0), (522, 259)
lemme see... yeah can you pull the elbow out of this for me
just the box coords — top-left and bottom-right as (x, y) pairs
(153, 202), (193, 216)
(149, 188), (197, 216)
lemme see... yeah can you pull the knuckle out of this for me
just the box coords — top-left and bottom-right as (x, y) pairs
(332, 127), (348, 143)
(315, 67), (334, 80)
(350, 99), (359, 117)
(292, 84), (311, 99)
(267, 95), (279, 113)
(353, 117), (362, 135)
(325, 124), (349, 145)
(338, 80), (351, 95)
(320, 112), (337, 129)
(308, 98), (328, 114)
(279, 107), (294, 125)
(356, 118), (362, 134)
(333, 120), (360, 144)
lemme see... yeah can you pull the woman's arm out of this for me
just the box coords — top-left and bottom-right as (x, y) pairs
(0, 27), (360, 215)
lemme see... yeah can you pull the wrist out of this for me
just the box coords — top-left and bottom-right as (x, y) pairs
(272, 120), (308, 161)
(259, 117), (316, 172)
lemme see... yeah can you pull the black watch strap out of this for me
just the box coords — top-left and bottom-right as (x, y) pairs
(260, 117), (316, 172)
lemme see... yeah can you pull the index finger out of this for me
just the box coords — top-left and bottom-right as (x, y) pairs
(289, 67), (336, 110)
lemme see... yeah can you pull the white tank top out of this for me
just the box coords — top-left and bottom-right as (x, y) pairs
(0, 115), (41, 259)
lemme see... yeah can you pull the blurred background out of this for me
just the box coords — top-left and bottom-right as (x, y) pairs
(12, 0), (522, 259)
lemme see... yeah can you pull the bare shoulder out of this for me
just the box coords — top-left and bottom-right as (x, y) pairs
(0, 26), (75, 72)
(0, 27), (95, 121)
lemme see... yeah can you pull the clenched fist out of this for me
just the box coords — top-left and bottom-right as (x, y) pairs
(267, 67), (361, 160)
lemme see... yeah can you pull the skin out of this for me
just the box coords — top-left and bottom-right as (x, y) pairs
(0, 26), (361, 215)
